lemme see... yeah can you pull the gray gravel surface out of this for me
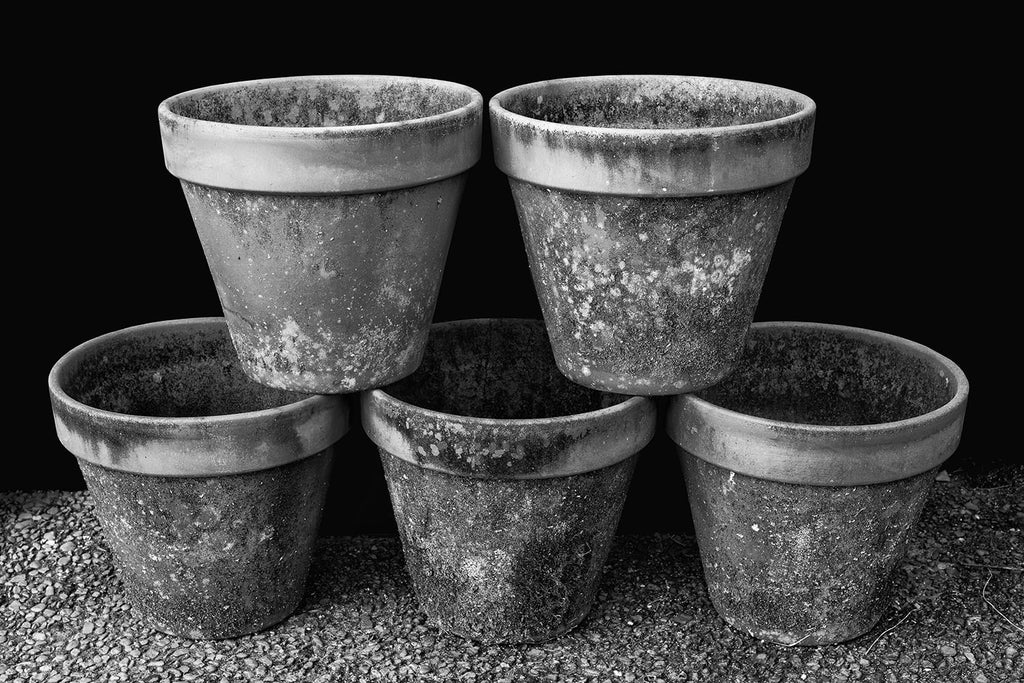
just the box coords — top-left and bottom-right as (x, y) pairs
(2, 471), (1021, 682)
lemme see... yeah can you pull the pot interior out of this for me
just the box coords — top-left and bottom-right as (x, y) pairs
(61, 324), (309, 418)
(167, 76), (473, 127)
(383, 319), (627, 419)
(697, 326), (956, 426)
(499, 76), (806, 130)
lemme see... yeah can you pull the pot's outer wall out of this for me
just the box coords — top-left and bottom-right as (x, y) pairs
(381, 451), (637, 644)
(681, 450), (935, 645)
(78, 449), (333, 639)
(510, 180), (792, 394)
(182, 177), (464, 393)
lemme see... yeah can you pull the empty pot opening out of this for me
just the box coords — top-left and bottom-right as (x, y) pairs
(697, 327), (955, 426)
(62, 327), (309, 418)
(384, 320), (627, 419)
(501, 77), (805, 129)
(168, 78), (472, 127)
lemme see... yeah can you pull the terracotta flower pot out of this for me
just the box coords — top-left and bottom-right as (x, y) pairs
(48, 318), (349, 639)
(490, 75), (815, 394)
(362, 318), (656, 643)
(159, 75), (483, 393)
(667, 322), (969, 645)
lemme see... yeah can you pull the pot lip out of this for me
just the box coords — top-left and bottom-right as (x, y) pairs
(365, 317), (653, 429)
(159, 74), (484, 138)
(489, 74), (815, 138)
(671, 320), (969, 437)
(48, 317), (341, 430)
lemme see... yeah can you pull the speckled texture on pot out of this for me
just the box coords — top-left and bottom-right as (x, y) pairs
(362, 319), (656, 643)
(77, 452), (333, 639)
(668, 322), (969, 645)
(47, 319), (349, 639)
(159, 76), (482, 393)
(681, 453), (936, 645)
(510, 179), (792, 394)
(182, 177), (463, 393)
(490, 76), (815, 395)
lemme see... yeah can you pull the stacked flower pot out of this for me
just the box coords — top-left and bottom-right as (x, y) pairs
(47, 75), (969, 646)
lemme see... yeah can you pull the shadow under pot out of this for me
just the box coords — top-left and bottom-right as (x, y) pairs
(667, 322), (968, 645)
(47, 318), (348, 639)
(362, 318), (656, 644)
(159, 75), (483, 393)
(490, 75), (815, 395)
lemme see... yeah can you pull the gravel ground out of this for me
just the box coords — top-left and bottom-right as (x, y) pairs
(1, 471), (1021, 682)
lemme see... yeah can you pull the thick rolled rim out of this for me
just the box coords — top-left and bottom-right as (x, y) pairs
(48, 317), (349, 476)
(160, 74), (483, 137)
(677, 321), (969, 437)
(666, 321), (969, 486)
(48, 317), (337, 429)
(490, 74), (815, 139)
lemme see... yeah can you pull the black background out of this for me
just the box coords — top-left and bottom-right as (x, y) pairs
(15, 19), (1005, 534)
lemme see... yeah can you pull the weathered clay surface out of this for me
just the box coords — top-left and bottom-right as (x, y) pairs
(681, 453), (935, 645)
(511, 180), (792, 394)
(363, 319), (655, 643)
(182, 177), (464, 393)
(383, 452), (636, 644)
(78, 452), (332, 639)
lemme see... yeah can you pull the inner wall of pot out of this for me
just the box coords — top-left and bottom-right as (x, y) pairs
(499, 77), (806, 129)
(383, 320), (627, 419)
(168, 77), (472, 127)
(696, 327), (955, 426)
(61, 325), (309, 418)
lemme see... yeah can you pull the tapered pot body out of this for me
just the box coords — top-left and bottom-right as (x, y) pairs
(667, 322), (968, 644)
(48, 318), (349, 639)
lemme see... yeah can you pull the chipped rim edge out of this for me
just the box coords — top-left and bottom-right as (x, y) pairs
(490, 74), (816, 196)
(48, 317), (349, 477)
(666, 321), (970, 486)
(362, 318), (657, 479)
(159, 74), (484, 193)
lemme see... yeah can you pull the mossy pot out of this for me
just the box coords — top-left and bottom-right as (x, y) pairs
(667, 322), (969, 645)
(47, 318), (349, 639)
(362, 319), (656, 644)
(490, 75), (815, 395)
(159, 75), (483, 393)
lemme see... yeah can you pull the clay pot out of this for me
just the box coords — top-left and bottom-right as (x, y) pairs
(159, 75), (483, 393)
(490, 76), (815, 395)
(667, 322), (969, 645)
(362, 318), (656, 643)
(47, 318), (348, 639)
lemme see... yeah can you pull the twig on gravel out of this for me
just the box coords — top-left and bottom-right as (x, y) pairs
(779, 634), (812, 648)
(865, 605), (918, 654)
(982, 571), (1024, 633)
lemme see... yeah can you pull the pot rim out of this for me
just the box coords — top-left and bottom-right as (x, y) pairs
(159, 74), (483, 193)
(363, 318), (656, 479)
(680, 321), (969, 436)
(48, 317), (348, 476)
(159, 74), (483, 137)
(667, 321), (969, 486)
(490, 74), (815, 139)
(490, 74), (815, 196)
